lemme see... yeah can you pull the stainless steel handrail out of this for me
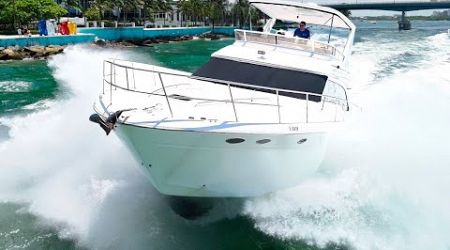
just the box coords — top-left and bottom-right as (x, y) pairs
(234, 29), (345, 59)
(102, 60), (349, 124)
(104, 59), (349, 104)
(103, 78), (280, 106)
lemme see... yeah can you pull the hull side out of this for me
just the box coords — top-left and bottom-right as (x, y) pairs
(115, 123), (328, 197)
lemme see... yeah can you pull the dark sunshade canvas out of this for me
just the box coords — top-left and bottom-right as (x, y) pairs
(192, 57), (328, 101)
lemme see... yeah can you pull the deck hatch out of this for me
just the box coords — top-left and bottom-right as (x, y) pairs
(192, 57), (328, 102)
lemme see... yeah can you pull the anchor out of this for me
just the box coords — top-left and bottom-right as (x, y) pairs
(89, 110), (128, 135)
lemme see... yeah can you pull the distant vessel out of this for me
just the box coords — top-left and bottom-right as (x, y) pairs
(90, 0), (356, 198)
(369, 20), (377, 24)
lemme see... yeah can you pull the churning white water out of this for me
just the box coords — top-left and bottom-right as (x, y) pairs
(244, 32), (450, 250)
(0, 31), (449, 250)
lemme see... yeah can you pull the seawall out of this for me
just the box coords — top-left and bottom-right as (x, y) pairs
(0, 34), (95, 47)
(78, 26), (236, 41)
(0, 27), (235, 48)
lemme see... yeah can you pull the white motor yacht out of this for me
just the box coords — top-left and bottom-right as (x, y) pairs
(90, 0), (356, 198)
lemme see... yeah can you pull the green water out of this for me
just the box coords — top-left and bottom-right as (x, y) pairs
(0, 60), (58, 115)
(137, 39), (234, 72)
(0, 203), (83, 250)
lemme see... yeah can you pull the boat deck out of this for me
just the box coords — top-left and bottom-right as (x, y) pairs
(96, 60), (349, 134)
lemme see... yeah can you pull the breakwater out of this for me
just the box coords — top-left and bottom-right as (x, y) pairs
(0, 26), (234, 48)
(0, 26), (235, 60)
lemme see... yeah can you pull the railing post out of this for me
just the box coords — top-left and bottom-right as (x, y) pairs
(125, 68), (129, 89)
(228, 83), (238, 122)
(243, 30), (247, 42)
(109, 63), (113, 105)
(131, 62), (136, 89)
(305, 94), (309, 123)
(276, 90), (281, 123)
(102, 61), (105, 94)
(112, 61), (116, 89)
(158, 73), (174, 118)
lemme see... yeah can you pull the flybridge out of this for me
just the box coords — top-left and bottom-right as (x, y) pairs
(248, 0), (355, 64)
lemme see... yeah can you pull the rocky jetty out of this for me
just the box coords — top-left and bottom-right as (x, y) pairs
(0, 33), (229, 60)
(198, 32), (223, 40)
(0, 45), (64, 60)
(93, 35), (219, 48)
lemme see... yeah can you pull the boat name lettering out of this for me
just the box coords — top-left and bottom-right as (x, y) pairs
(289, 126), (299, 131)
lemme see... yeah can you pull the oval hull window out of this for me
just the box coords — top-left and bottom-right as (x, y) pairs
(226, 138), (245, 144)
(256, 139), (271, 144)
(297, 138), (308, 144)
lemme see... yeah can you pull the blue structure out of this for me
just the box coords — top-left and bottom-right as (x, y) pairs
(316, 0), (450, 30)
(0, 34), (95, 47)
(78, 26), (236, 41)
(212, 27), (236, 36)
(38, 19), (48, 36)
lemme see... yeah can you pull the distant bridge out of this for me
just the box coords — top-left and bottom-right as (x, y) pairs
(303, 0), (450, 29)
(310, 0), (450, 11)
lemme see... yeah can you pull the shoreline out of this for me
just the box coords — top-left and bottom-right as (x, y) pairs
(0, 33), (228, 61)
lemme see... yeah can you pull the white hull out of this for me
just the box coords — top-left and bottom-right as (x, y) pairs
(116, 123), (327, 197)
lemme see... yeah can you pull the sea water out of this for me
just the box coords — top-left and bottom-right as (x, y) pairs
(0, 21), (450, 250)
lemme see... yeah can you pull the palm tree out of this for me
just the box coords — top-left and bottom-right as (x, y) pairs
(89, 0), (112, 20)
(231, 0), (249, 28)
(144, 0), (172, 26)
(179, 0), (193, 26)
(204, 0), (225, 28)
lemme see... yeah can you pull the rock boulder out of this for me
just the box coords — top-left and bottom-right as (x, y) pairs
(24, 45), (46, 57)
(45, 45), (64, 55)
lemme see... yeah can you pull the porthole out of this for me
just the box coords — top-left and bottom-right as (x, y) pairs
(256, 139), (271, 144)
(226, 138), (245, 144)
(297, 138), (307, 144)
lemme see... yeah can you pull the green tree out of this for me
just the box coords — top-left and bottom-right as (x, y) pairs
(0, 0), (67, 28)
(87, 0), (113, 20)
(178, 0), (193, 25)
(339, 9), (352, 17)
(60, 0), (81, 12)
(84, 7), (102, 21)
(204, 0), (225, 28)
(231, 0), (249, 28)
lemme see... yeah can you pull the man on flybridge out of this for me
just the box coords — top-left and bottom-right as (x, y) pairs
(294, 21), (311, 39)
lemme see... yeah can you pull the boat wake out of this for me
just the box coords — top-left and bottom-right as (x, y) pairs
(0, 32), (449, 249)
(244, 32), (450, 250)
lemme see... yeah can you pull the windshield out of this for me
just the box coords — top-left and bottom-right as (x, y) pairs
(269, 19), (350, 52)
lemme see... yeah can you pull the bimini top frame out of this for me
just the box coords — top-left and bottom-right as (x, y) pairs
(249, 0), (356, 63)
(250, 0), (355, 29)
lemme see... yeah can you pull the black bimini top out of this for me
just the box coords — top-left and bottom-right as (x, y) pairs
(192, 57), (328, 102)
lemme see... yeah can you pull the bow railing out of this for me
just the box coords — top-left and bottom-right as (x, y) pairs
(102, 59), (350, 124)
